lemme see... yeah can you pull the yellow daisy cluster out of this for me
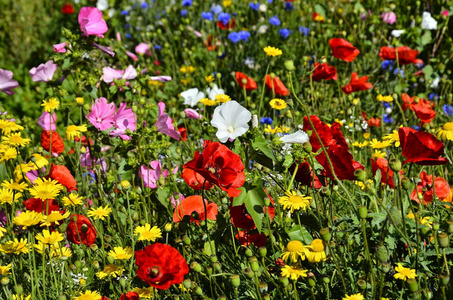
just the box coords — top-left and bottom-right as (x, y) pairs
(264, 125), (291, 134)
(134, 223), (162, 242)
(394, 263), (418, 281)
(0, 238), (29, 255)
(199, 98), (218, 106)
(87, 205), (112, 221)
(28, 178), (64, 201)
(0, 120), (29, 162)
(96, 264), (124, 279)
(376, 94), (393, 102)
(179, 66), (195, 73)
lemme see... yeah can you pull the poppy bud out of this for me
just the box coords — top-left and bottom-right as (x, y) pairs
(241, 78), (248, 85)
(401, 177), (412, 190)
(90, 244), (98, 251)
(320, 228), (331, 242)
(381, 262), (391, 273)
(14, 285), (23, 295)
(259, 282), (268, 294)
(407, 278), (418, 292)
(214, 261), (222, 272)
(190, 262), (202, 273)
(357, 279), (367, 290)
(279, 276), (289, 287)
(206, 267), (213, 275)
(357, 205), (368, 219)
(437, 232), (449, 248)
(302, 142), (312, 153)
(447, 220), (453, 234)
(433, 222), (440, 230)
(322, 276), (330, 284)
(249, 256), (259, 272)
(308, 278), (316, 287)
(183, 279), (192, 289)
(231, 274), (240, 287)
(354, 169), (367, 182)
(210, 255), (218, 263)
(421, 226), (430, 236)
(259, 246), (267, 257)
(284, 60), (295, 71)
(375, 245), (388, 263)
(182, 235), (191, 245)
(320, 186), (331, 197)
(2, 277), (10, 286)
(263, 294), (271, 300)
(243, 267), (254, 278)
(119, 278), (127, 288)
(389, 156), (401, 172)
(194, 286), (203, 295)
(439, 273), (450, 286)
(244, 247), (253, 257)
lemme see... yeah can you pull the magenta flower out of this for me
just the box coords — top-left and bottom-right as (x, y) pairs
(126, 51), (138, 61)
(78, 7), (108, 38)
(381, 12), (396, 24)
(0, 69), (19, 95)
(93, 42), (115, 57)
(53, 42), (67, 53)
(86, 97), (116, 130)
(150, 76), (172, 82)
(135, 43), (150, 55)
(139, 161), (169, 188)
(155, 102), (181, 140)
(37, 111), (57, 131)
(102, 65), (137, 83)
(184, 108), (201, 119)
(29, 60), (57, 82)
(110, 103), (137, 140)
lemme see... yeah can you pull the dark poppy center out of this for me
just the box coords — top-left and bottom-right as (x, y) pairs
(148, 267), (160, 279)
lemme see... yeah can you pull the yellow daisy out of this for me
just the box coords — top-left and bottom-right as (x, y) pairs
(73, 290), (102, 300)
(0, 238), (29, 255)
(62, 193), (84, 206)
(306, 239), (327, 263)
(0, 120), (24, 135)
(205, 75), (215, 83)
(369, 139), (392, 149)
(280, 265), (308, 280)
(343, 294), (365, 300)
(133, 286), (155, 298)
(13, 211), (44, 229)
(371, 150), (386, 159)
(278, 191), (311, 213)
(281, 240), (309, 262)
(394, 263), (417, 281)
(199, 98), (218, 106)
(28, 178), (64, 201)
(40, 210), (71, 227)
(35, 229), (64, 245)
(0, 227), (6, 238)
(41, 98), (59, 112)
(87, 205), (112, 221)
(269, 98), (287, 110)
(0, 264), (12, 276)
(435, 122), (453, 142)
(383, 130), (400, 147)
(66, 124), (88, 140)
(108, 246), (133, 260)
(376, 94), (393, 102)
(351, 141), (369, 148)
(31, 153), (49, 168)
(215, 94), (231, 103)
(0, 188), (21, 204)
(2, 133), (31, 147)
(264, 125), (281, 134)
(96, 264), (124, 279)
(263, 46), (283, 57)
(1, 180), (27, 192)
(51, 246), (72, 259)
(134, 224), (162, 242)
(0, 147), (18, 162)
(12, 295), (31, 300)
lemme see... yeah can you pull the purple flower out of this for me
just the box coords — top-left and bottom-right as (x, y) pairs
(110, 103), (137, 140)
(53, 42), (68, 53)
(218, 12), (231, 25)
(299, 26), (310, 36)
(29, 60), (57, 82)
(139, 161), (169, 188)
(86, 97), (116, 131)
(150, 76), (172, 82)
(0, 69), (19, 95)
(37, 111), (57, 131)
(201, 11), (214, 21)
(155, 102), (180, 140)
(78, 7), (109, 37)
(269, 15), (281, 26)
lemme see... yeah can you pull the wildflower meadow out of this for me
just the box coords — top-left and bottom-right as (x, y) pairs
(1, 0), (453, 299)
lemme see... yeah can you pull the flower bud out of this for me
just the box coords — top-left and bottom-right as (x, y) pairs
(401, 177), (412, 190)
(182, 235), (191, 245)
(447, 220), (453, 234)
(354, 169), (367, 182)
(194, 286), (203, 295)
(206, 267), (213, 275)
(263, 294), (271, 300)
(164, 223), (172, 232)
(440, 273), (450, 286)
(210, 255), (218, 263)
(14, 285), (23, 295)
(190, 262), (202, 273)
(320, 186), (331, 197)
(259, 246), (267, 257)
(249, 256), (259, 272)
(319, 228), (331, 242)
(407, 278), (418, 292)
(322, 276), (330, 284)
(358, 205), (368, 219)
(381, 262), (391, 273)
(308, 278), (316, 287)
(437, 232), (449, 248)
(284, 60), (295, 71)
(302, 142), (312, 153)
(214, 262), (222, 272)
(389, 156), (401, 172)
(1, 277), (9, 286)
(243, 267), (254, 278)
(183, 279), (192, 289)
(244, 247), (253, 257)
(279, 276), (289, 287)
(119, 278), (127, 288)
(231, 274), (240, 287)
(259, 282), (268, 294)
(432, 222), (440, 231)
(357, 279), (367, 290)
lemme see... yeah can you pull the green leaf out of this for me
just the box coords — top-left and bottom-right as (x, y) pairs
(287, 225), (313, 244)
(368, 212), (387, 226)
(62, 58), (71, 70)
(203, 241), (216, 256)
(314, 4), (327, 19)
(252, 136), (275, 160)
(421, 30), (432, 45)
(156, 187), (169, 207)
(423, 65), (433, 79)
(283, 154), (294, 169)
(233, 184), (266, 232)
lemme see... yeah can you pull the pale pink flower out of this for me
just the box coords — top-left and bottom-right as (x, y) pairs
(126, 51), (138, 61)
(135, 43), (150, 55)
(102, 65), (137, 83)
(150, 76), (172, 82)
(78, 7), (108, 37)
(29, 60), (57, 82)
(184, 108), (201, 119)
(0, 69), (19, 95)
(37, 111), (57, 131)
(110, 103), (137, 140)
(53, 42), (67, 53)
(86, 97), (116, 130)
(155, 102), (181, 140)
(139, 161), (169, 188)
(381, 12), (396, 24)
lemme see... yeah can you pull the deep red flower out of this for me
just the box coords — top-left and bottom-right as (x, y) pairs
(412, 103), (436, 123)
(217, 19), (236, 30)
(177, 125), (187, 141)
(329, 38), (360, 62)
(236, 231), (267, 247)
(315, 144), (364, 181)
(302, 115), (348, 152)
(410, 171), (450, 205)
(181, 168), (213, 191)
(119, 292), (139, 300)
(183, 140), (245, 197)
(41, 131), (65, 154)
(371, 158), (399, 188)
(74, 135), (94, 146)
(368, 117), (381, 127)
(341, 72), (372, 94)
(401, 93), (415, 111)
(235, 72), (258, 91)
(101, 297), (111, 300)
(135, 243), (189, 290)
(399, 127), (448, 165)
(230, 204), (256, 230)
(62, 3), (75, 14)
(66, 214), (97, 246)
(379, 46), (423, 65)
(265, 75), (289, 96)
(173, 195), (218, 225)
(311, 63), (337, 81)
(24, 198), (60, 215)
(47, 163), (77, 191)
(291, 161), (325, 188)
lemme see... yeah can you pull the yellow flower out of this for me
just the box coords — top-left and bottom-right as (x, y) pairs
(435, 122), (453, 142)
(0, 238), (29, 255)
(179, 66), (195, 74)
(355, 180), (373, 190)
(87, 205), (112, 221)
(264, 125), (281, 134)
(363, 132), (371, 140)
(0, 227), (6, 239)
(383, 130), (400, 147)
(96, 264), (124, 279)
(12, 295), (31, 300)
(134, 224), (162, 242)
(35, 229), (64, 245)
(40, 210), (71, 227)
(263, 46), (282, 57)
(66, 124), (88, 140)
(394, 263), (417, 281)
(13, 162), (38, 182)
(133, 286), (155, 298)
(1, 180), (27, 192)
(0, 147), (18, 162)
(120, 180), (131, 190)
(75, 97), (85, 105)
(199, 98), (218, 106)
(41, 98), (59, 112)
(223, 0), (232, 7)
(31, 153), (49, 168)
(73, 290), (102, 300)
(0, 120), (24, 135)
(281, 240), (309, 262)
(376, 94), (393, 102)
(62, 193), (84, 206)
(280, 265), (308, 280)
(2, 132), (31, 147)
(343, 293), (365, 300)
(371, 150), (386, 159)
(0, 188), (21, 204)
(269, 98), (287, 110)
(205, 75), (215, 83)
(281, 126), (291, 133)
(306, 239), (327, 263)
(108, 246), (133, 260)
(215, 94), (231, 103)
(279, 191), (311, 213)
(0, 264), (12, 276)
(13, 211), (44, 229)
(28, 177), (64, 201)
(50, 245), (72, 259)
(352, 141), (369, 148)
(369, 139), (392, 149)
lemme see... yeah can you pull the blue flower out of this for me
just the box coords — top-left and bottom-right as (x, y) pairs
(250, 2), (259, 11)
(383, 102), (392, 109)
(124, 24), (130, 29)
(268, 0), (273, 3)
(182, 0), (192, 6)
(239, 30), (251, 42)
(383, 114), (393, 124)
(443, 104), (453, 116)
(429, 93), (439, 100)
(285, 2), (294, 11)
(125, 33), (132, 39)
(121, 10), (129, 16)
(279, 28), (291, 39)
(269, 15), (281, 26)
(201, 11), (214, 21)
(211, 4), (222, 14)
(228, 32), (241, 43)
(141, 2), (149, 9)
(381, 60), (393, 71)
(393, 68), (404, 77)
(411, 125), (420, 131)
(181, 9), (188, 17)
(260, 117), (273, 125)
(154, 45), (162, 50)
(218, 12), (231, 25)
(299, 26), (310, 36)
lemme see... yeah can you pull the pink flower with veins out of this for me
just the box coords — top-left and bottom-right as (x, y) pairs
(135, 43), (150, 55)
(110, 103), (137, 140)
(102, 65), (137, 83)
(184, 108), (201, 119)
(0, 69), (19, 95)
(139, 161), (176, 188)
(78, 7), (108, 37)
(29, 60), (57, 82)
(53, 42), (67, 53)
(86, 97), (116, 131)
(155, 102), (181, 140)
(37, 111), (57, 131)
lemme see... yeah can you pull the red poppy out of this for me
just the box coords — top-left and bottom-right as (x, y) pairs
(315, 144), (364, 181)
(62, 3), (75, 14)
(410, 171), (450, 205)
(173, 195), (218, 225)
(217, 19), (236, 30)
(412, 103), (436, 123)
(329, 38), (360, 62)
(302, 115), (348, 152)
(291, 161), (325, 189)
(368, 117), (381, 127)
(119, 292), (140, 300)
(399, 127), (448, 165)
(183, 140), (245, 197)
(66, 214), (97, 246)
(24, 198), (60, 215)
(341, 72), (372, 94)
(235, 72), (258, 91)
(311, 63), (337, 81)
(135, 243), (189, 290)
(100, 297), (110, 300)
(41, 131), (65, 154)
(181, 168), (213, 191)
(74, 135), (94, 146)
(401, 93), (416, 111)
(203, 35), (219, 51)
(177, 125), (187, 141)
(236, 231), (267, 247)
(47, 163), (77, 191)
(371, 158), (398, 188)
(230, 204), (256, 230)
(379, 46), (423, 65)
(265, 75), (289, 96)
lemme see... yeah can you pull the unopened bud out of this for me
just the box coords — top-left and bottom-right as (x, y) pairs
(183, 279), (192, 289)
(437, 232), (449, 248)
(447, 220), (453, 234)
(1, 277), (10, 285)
(259, 246), (267, 257)
(190, 262), (202, 273)
(375, 245), (388, 263)
(243, 267), (254, 278)
(302, 142), (312, 153)
(249, 256), (259, 272)
(284, 60), (295, 71)
(440, 273), (450, 286)
(244, 247), (253, 257)
(358, 205), (368, 219)
(401, 177), (412, 190)
(259, 282), (268, 294)
(231, 274), (240, 287)
(354, 169), (367, 182)
(407, 278), (418, 292)
(357, 279), (367, 290)
(389, 156), (401, 172)
(279, 276), (289, 287)
(319, 228), (331, 242)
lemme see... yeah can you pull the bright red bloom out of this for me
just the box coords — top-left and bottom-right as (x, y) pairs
(74, 135), (94, 146)
(291, 161), (325, 189)
(217, 19), (236, 30)
(315, 144), (364, 181)
(371, 158), (400, 188)
(410, 171), (450, 205)
(379, 46), (423, 65)
(119, 292), (139, 300)
(302, 116), (348, 152)
(265, 75), (289, 96)
(62, 3), (75, 14)
(230, 204), (257, 230)
(66, 214), (97, 246)
(399, 127), (448, 165)
(235, 72), (258, 91)
(24, 198), (60, 215)
(177, 125), (187, 141)
(47, 163), (77, 191)
(236, 231), (267, 247)
(41, 131), (65, 154)
(341, 72), (372, 94)
(173, 195), (218, 225)
(311, 63), (337, 81)
(368, 117), (381, 127)
(183, 140), (245, 197)
(135, 243), (189, 290)
(329, 38), (360, 62)
(181, 168), (213, 191)
(203, 36), (219, 51)
(401, 93), (436, 122)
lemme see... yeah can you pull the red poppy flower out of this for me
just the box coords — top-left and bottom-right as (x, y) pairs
(399, 127), (448, 165)
(101, 297), (110, 300)
(341, 72), (372, 94)
(379, 46), (423, 65)
(66, 214), (97, 246)
(315, 144), (364, 181)
(410, 171), (450, 205)
(135, 243), (189, 290)
(47, 163), (77, 191)
(291, 161), (325, 188)
(177, 125), (187, 141)
(119, 292), (140, 300)
(217, 19), (236, 30)
(329, 38), (360, 62)
(173, 195), (218, 225)
(401, 93), (415, 111)
(41, 131), (65, 154)
(302, 115), (348, 152)
(24, 198), (60, 215)
(62, 3), (75, 14)
(181, 168), (213, 191)
(311, 63), (337, 81)
(74, 135), (94, 146)
(368, 117), (381, 127)
(265, 75), (289, 96)
(412, 103), (436, 123)
(371, 158), (398, 188)
(235, 72), (258, 91)
(183, 140), (245, 197)
(236, 231), (267, 247)
(230, 204), (256, 230)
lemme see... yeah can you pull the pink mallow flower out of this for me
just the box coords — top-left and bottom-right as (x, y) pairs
(93, 42), (115, 57)
(110, 103), (137, 140)
(29, 60), (57, 82)
(184, 108), (201, 119)
(135, 43), (150, 55)
(37, 111), (57, 131)
(139, 161), (170, 188)
(78, 7), (109, 38)
(381, 12), (396, 24)
(126, 51), (138, 61)
(155, 102), (181, 140)
(0, 69), (19, 95)
(86, 97), (116, 130)
(102, 65), (137, 83)
(53, 42), (68, 53)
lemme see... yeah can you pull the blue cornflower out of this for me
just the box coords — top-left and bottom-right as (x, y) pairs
(299, 26), (310, 36)
(182, 0), (192, 6)
(381, 60), (393, 71)
(269, 15), (281, 26)
(125, 33), (132, 39)
(154, 45), (162, 50)
(141, 2), (149, 9)
(181, 9), (188, 17)
(260, 117), (273, 125)
(239, 30), (251, 42)
(279, 28), (291, 39)
(121, 10), (129, 16)
(228, 32), (241, 43)
(393, 68), (404, 77)
(124, 24), (130, 29)
(412, 125), (420, 131)
(218, 12), (231, 25)
(211, 4), (222, 14)
(268, 0), (273, 3)
(285, 2), (294, 11)
(428, 93), (439, 100)
(383, 114), (393, 124)
(83, 172), (96, 184)
(443, 104), (453, 116)
(383, 102), (392, 109)
(201, 11), (214, 21)
(250, 2), (259, 10)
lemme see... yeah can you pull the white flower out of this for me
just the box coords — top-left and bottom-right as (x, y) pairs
(259, 4), (267, 12)
(96, 0), (109, 11)
(181, 88), (205, 107)
(211, 101), (251, 143)
(391, 30), (405, 38)
(280, 130), (309, 144)
(206, 84), (225, 100)
(258, 25), (268, 34)
(431, 77), (440, 89)
(421, 12), (437, 30)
